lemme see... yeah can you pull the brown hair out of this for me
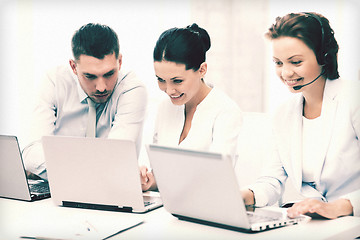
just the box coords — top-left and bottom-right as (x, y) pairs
(265, 12), (339, 80)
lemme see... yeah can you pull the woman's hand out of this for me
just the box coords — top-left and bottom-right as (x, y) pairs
(240, 189), (255, 206)
(139, 165), (156, 191)
(287, 198), (353, 219)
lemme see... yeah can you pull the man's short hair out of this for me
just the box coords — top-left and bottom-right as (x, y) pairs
(71, 23), (120, 61)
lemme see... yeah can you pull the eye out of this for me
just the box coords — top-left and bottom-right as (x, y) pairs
(157, 77), (165, 83)
(273, 60), (282, 66)
(291, 60), (302, 65)
(173, 79), (183, 84)
(85, 74), (96, 80)
(104, 71), (114, 78)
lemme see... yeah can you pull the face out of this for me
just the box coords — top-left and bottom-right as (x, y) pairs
(70, 52), (122, 103)
(154, 61), (207, 106)
(272, 36), (324, 93)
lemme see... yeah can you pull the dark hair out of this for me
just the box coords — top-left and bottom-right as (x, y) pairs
(71, 23), (120, 61)
(153, 23), (211, 71)
(265, 12), (339, 80)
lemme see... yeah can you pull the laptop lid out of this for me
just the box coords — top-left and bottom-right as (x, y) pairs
(146, 144), (309, 232)
(0, 135), (50, 201)
(42, 136), (162, 213)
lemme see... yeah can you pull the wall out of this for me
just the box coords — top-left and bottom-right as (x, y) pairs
(0, 0), (359, 148)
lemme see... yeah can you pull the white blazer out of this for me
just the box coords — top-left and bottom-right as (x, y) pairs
(250, 78), (360, 216)
(153, 87), (243, 158)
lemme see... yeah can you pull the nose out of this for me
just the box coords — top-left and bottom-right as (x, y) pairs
(159, 82), (175, 95)
(165, 85), (176, 95)
(281, 65), (294, 79)
(95, 78), (106, 92)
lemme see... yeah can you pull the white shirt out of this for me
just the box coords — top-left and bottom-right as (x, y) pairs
(24, 64), (147, 178)
(302, 116), (323, 183)
(153, 87), (243, 158)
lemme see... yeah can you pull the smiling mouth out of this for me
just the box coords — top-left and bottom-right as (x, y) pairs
(285, 77), (303, 86)
(170, 93), (184, 99)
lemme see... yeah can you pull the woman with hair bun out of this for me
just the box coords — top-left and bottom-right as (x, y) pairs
(141, 23), (243, 191)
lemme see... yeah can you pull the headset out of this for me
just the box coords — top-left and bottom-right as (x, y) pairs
(292, 12), (327, 90)
(302, 12), (328, 65)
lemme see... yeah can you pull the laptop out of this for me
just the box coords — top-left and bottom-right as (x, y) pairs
(42, 135), (162, 213)
(146, 144), (311, 232)
(0, 135), (50, 201)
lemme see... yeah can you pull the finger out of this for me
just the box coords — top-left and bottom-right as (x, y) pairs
(139, 166), (148, 177)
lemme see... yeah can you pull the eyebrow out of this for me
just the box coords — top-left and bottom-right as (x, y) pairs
(287, 55), (303, 60)
(170, 76), (183, 80)
(84, 69), (116, 77)
(155, 75), (183, 80)
(103, 69), (115, 76)
(273, 55), (303, 61)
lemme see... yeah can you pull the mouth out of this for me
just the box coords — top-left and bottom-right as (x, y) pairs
(284, 77), (303, 87)
(93, 93), (109, 101)
(169, 93), (184, 99)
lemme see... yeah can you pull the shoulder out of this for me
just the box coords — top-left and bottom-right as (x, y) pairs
(208, 87), (242, 112)
(42, 64), (77, 87)
(272, 93), (302, 124)
(326, 78), (360, 109)
(114, 70), (147, 95)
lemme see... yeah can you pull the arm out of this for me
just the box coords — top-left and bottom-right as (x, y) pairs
(23, 70), (57, 179)
(107, 75), (148, 156)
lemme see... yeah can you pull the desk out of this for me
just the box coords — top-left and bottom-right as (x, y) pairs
(1, 197), (360, 240)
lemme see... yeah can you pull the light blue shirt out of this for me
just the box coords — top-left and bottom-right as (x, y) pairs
(24, 64), (147, 178)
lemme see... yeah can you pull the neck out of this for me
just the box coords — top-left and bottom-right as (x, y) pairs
(185, 82), (211, 112)
(302, 77), (326, 119)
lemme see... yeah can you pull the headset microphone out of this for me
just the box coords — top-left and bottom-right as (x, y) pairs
(292, 12), (327, 91)
(293, 69), (325, 90)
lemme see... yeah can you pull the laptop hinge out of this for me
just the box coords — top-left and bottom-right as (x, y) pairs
(62, 201), (133, 212)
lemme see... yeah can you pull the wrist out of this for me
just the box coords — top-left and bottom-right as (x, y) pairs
(333, 199), (353, 217)
(241, 189), (255, 206)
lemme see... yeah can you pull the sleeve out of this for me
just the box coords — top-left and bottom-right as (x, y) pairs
(152, 100), (165, 145)
(31, 70), (58, 140)
(107, 73), (148, 157)
(246, 142), (288, 207)
(22, 69), (58, 179)
(342, 81), (360, 217)
(245, 108), (289, 207)
(340, 189), (360, 217)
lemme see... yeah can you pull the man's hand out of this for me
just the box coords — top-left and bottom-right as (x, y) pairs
(26, 170), (42, 180)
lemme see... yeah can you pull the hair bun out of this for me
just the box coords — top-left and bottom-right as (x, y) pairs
(187, 23), (211, 52)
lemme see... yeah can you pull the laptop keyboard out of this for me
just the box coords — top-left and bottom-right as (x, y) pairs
(29, 183), (50, 193)
(144, 201), (154, 207)
(247, 212), (279, 224)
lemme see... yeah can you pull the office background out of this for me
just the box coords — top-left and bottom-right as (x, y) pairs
(0, 0), (359, 148)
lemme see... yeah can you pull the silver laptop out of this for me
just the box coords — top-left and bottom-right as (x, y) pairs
(146, 144), (310, 232)
(42, 136), (162, 213)
(0, 135), (50, 201)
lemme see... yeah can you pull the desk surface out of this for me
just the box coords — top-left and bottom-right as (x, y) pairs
(1, 197), (360, 240)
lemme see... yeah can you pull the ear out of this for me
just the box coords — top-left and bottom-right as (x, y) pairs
(69, 59), (77, 75)
(199, 62), (207, 78)
(118, 53), (123, 70)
